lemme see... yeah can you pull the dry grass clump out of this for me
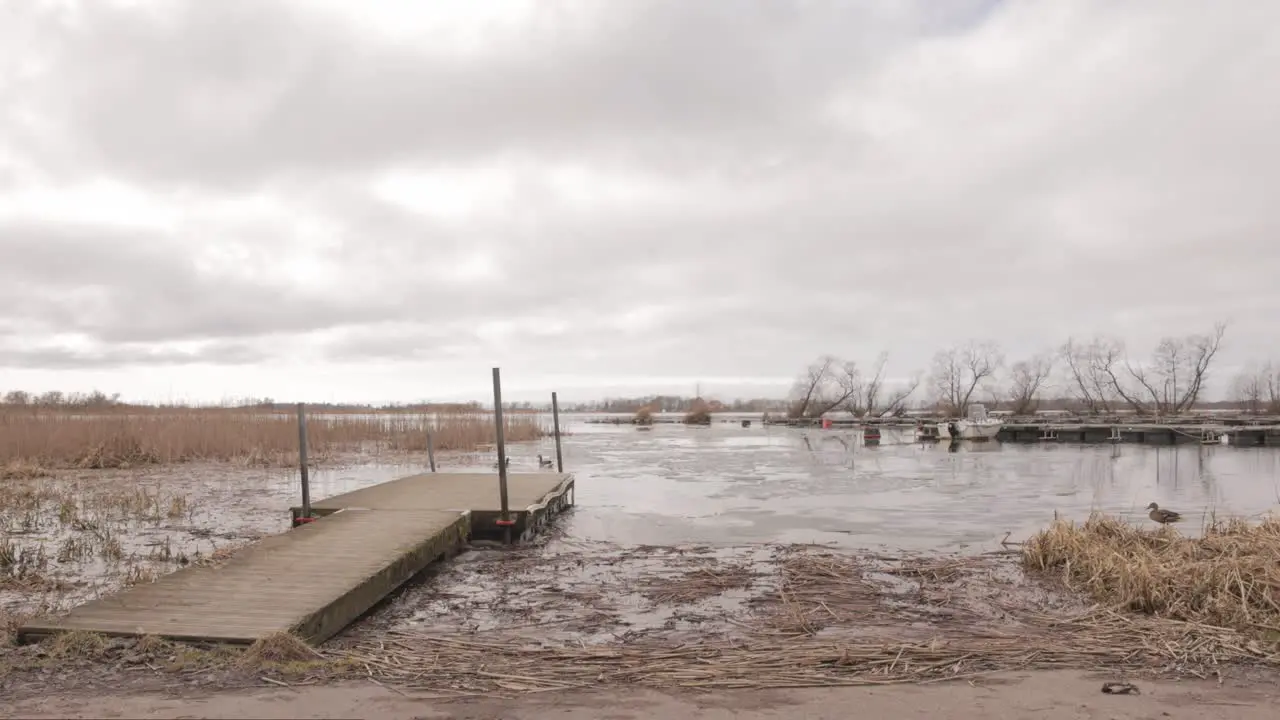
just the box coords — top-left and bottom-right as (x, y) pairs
(634, 406), (654, 425)
(1023, 513), (1280, 639)
(683, 399), (712, 425)
(0, 408), (546, 470)
(44, 629), (109, 659)
(237, 632), (322, 668)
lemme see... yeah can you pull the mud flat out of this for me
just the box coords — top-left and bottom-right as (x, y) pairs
(4, 537), (1279, 704)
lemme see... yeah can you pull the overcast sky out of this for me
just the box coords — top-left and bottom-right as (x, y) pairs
(1, 0), (1277, 404)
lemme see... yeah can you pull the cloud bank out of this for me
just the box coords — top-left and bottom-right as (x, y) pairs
(1, 0), (1277, 402)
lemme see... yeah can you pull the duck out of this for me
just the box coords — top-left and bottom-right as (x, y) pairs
(1146, 502), (1182, 525)
(537, 454), (554, 469)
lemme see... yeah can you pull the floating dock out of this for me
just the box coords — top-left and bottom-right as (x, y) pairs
(289, 472), (574, 541)
(997, 423), (1280, 446)
(18, 471), (574, 646)
(763, 416), (1280, 446)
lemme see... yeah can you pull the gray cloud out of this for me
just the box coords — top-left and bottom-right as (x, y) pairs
(0, 222), (405, 344)
(4, 0), (932, 189)
(1, 0), (1278, 400)
(0, 341), (267, 370)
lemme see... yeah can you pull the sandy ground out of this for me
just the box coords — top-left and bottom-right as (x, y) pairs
(5, 671), (1277, 719)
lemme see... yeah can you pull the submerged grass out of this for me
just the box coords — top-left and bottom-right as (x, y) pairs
(1023, 512), (1280, 642)
(0, 408), (546, 470)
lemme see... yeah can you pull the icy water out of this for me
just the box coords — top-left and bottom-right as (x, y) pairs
(6, 413), (1280, 617)
(302, 413), (1280, 554)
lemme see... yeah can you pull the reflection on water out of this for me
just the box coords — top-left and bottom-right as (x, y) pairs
(544, 416), (1280, 553)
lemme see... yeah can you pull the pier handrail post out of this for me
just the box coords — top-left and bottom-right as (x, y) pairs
(551, 391), (564, 473)
(297, 402), (311, 523)
(425, 420), (437, 472)
(492, 367), (512, 544)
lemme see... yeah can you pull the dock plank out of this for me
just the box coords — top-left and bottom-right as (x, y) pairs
(304, 472), (572, 513)
(18, 508), (469, 645)
(19, 470), (575, 646)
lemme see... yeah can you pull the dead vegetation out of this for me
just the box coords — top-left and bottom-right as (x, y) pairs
(334, 544), (1279, 695)
(683, 399), (712, 425)
(0, 472), (258, 617)
(4, 540), (1280, 697)
(237, 632), (327, 669)
(634, 562), (758, 605)
(1023, 512), (1280, 641)
(0, 407), (546, 470)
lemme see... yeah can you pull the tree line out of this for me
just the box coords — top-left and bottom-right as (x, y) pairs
(787, 322), (1236, 418)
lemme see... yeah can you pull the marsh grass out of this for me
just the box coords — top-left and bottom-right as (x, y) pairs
(0, 408), (546, 470)
(0, 476), (209, 601)
(1023, 512), (1280, 641)
(683, 399), (712, 425)
(1, 481), (199, 534)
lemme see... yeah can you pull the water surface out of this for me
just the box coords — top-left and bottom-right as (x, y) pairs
(297, 414), (1280, 553)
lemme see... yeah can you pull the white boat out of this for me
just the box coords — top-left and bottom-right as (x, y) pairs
(916, 404), (1004, 442)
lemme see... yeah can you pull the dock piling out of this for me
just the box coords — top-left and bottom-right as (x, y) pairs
(297, 402), (311, 523)
(492, 367), (512, 544)
(552, 391), (564, 473)
(425, 422), (437, 472)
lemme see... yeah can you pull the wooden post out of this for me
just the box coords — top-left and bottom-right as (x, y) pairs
(492, 368), (512, 544)
(297, 402), (311, 523)
(551, 391), (564, 473)
(425, 422), (437, 472)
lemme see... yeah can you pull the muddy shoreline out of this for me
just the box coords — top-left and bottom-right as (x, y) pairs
(4, 535), (1278, 702)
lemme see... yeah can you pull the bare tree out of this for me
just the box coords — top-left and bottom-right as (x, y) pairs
(1238, 360), (1280, 414)
(1231, 364), (1265, 414)
(1007, 352), (1055, 416)
(1125, 322), (1227, 415)
(1059, 336), (1126, 414)
(930, 341), (1004, 416)
(2, 390), (30, 405)
(1265, 361), (1280, 413)
(36, 390), (64, 407)
(787, 356), (858, 418)
(842, 351), (922, 418)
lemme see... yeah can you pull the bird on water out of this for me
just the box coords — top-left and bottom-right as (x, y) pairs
(538, 454), (554, 469)
(1146, 502), (1182, 524)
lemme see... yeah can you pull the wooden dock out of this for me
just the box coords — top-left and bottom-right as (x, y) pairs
(997, 423), (1280, 446)
(762, 416), (1280, 446)
(18, 471), (574, 646)
(290, 472), (575, 541)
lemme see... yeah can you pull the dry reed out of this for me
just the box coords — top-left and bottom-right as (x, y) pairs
(7, 543), (1280, 695)
(635, 563), (759, 604)
(333, 545), (1280, 695)
(0, 407), (545, 470)
(1023, 513), (1280, 641)
(238, 632), (325, 668)
(683, 399), (712, 425)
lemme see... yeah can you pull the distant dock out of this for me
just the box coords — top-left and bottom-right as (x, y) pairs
(998, 422), (1280, 446)
(762, 415), (1280, 446)
(18, 472), (574, 646)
